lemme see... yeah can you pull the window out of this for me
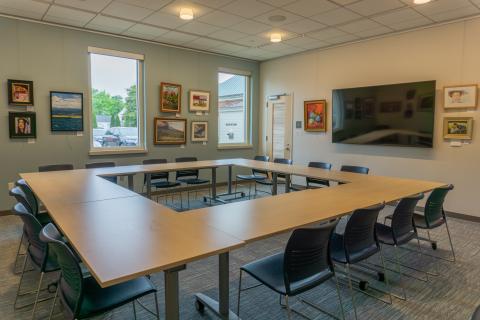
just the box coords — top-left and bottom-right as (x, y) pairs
(218, 69), (251, 147)
(88, 47), (145, 154)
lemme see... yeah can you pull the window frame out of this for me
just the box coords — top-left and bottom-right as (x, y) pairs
(87, 47), (147, 155)
(217, 67), (253, 149)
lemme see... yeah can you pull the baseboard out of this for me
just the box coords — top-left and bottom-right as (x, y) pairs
(414, 205), (480, 223)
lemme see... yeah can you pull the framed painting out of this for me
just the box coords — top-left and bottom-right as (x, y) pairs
(304, 100), (326, 132)
(50, 91), (84, 132)
(189, 90), (210, 112)
(8, 79), (34, 106)
(160, 82), (182, 113)
(444, 85), (478, 109)
(443, 117), (473, 140)
(154, 117), (186, 145)
(9, 112), (36, 139)
(191, 121), (208, 142)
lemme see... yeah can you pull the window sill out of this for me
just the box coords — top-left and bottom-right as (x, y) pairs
(217, 144), (253, 150)
(89, 148), (148, 156)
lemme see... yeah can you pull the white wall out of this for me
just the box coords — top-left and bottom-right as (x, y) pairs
(260, 18), (480, 217)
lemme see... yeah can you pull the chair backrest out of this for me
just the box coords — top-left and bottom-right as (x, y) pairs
(343, 203), (384, 263)
(9, 186), (34, 214)
(85, 162), (115, 169)
(424, 185), (454, 227)
(175, 157), (199, 179)
(391, 193), (424, 244)
(306, 162), (332, 187)
(40, 223), (83, 319)
(252, 155), (269, 176)
(273, 158), (292, 179)
(15, 179), (40, 215)
(340, 165), (369, 175)
(39, 164), (74, 172)
(283, 221), (338, 294)
(143, 159), (169, 182)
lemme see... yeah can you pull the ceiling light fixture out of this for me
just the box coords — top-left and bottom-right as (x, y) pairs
(413, 0), (431, 4)
(270, 33), (282, 43)
(179, 7), (194, 20)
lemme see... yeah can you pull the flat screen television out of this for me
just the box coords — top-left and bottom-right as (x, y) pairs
(332, 80), (436, 148)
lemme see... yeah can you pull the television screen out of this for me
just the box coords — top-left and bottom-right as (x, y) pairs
(332, 80), (436, 148)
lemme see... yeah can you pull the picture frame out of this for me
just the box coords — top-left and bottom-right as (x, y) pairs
(443, 84), (478, 109)
(443, 117), (473, 140)
(191, 121), (208, 142)
(9, 112), (36, 139)
(189, 90), (210, 112)
(304, 100), (327, 132)
(154, 117), (187, 145)
(8, 79), (34, 106)
(160, 82), (182, 113)
(50, 91), (84, 132)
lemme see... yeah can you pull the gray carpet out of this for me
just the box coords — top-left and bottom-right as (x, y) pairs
(1, 185), (479, 320)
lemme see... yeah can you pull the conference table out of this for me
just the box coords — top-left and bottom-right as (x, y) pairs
(20, 159), (446, 320)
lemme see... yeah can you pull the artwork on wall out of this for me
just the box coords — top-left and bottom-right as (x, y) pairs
(8, 79), (34, 106)
(9, 112), (36, 139)
(191, 121), (208, 142)
(154, 117), (186, 145)
(443, 117), (473, 140)
(189, 90), (210, 112)
(444, 85), (478, 109)
(304, 100), (326, 132)
(50, 91), (83, 132)
(160, 82), (182, 113)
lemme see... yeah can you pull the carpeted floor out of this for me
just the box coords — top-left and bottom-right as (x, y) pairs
(1, 185), (479, 320)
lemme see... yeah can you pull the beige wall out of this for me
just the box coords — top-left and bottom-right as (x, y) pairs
(260, 18), (480, 216)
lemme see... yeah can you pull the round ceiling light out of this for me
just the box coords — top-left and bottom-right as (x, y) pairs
(270, 33), (282, 43)
(179, 7), (194, 20)
(413, 0), (432, 4)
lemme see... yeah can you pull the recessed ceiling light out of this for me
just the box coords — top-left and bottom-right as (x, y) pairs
(179, 7), (194, 20)
(413, 0), (432, 4)
(270, 33), (282, 43)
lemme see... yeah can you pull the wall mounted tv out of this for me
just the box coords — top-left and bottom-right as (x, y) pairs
(332, 80), (436, 148)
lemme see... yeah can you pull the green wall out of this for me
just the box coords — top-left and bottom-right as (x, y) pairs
(0, 17), (259, 211)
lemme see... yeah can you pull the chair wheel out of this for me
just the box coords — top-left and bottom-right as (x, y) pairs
(195, 299), (205, 314)
(431, 242), (437, 250)
(203, 196), (207, 202)
(378, 272), (385, 282)
(241, 192), (245, 197)
(359, 280), (369, 291)
(47, 282), (57, 293)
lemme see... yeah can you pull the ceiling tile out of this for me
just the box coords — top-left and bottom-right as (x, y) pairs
(115, 0), (171, 11)
(234, 34), (270, 47)
(54, 0), (112, 12)
(282, 18), (325, 34)
(235, 47), (270, 58)
(209, 28), (248, 41)
(330, 0), (358, 4)
(188, 37), (225, 49)
(211, 42), (246, 53)
(253, 9), (303, 26)
(354, 25), (391, 37)
(428, 5), (480, 22)
(372, 8), (432, 30)
(155, 30), (198, 44)
(414, 0), (479, 22)
(197, 10), (245, 27)
(142, 11), (187, 29)
(192, 0), (235, 8)
(261, 43), (302, 55)
(220, 0), (275, 18)
(160, 0), (213, 18)
(229, 19), (271, 34)
(44, 5), (96, 27)
(103, 1), (153, 21)
(0, 0), (49, 19)
(86, 14), (135, 33)
(325, 33), (358, 44)
(337, 19), (384, 33)
(259, 0), (297, 7)
(284, 36), (330, 49)
(311, 7), (362, 26)
(176, 21), (220, 36)
(347, 0), (406, 16)
(283, 0), (339, 17)
(307, 27), (348, 40)
(123, 23), (169, 39)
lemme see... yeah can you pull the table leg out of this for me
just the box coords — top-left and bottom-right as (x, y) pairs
(285, 174), (291, 193)
(146, 173), (152, 199)
(272, 173), (278, 195)
(127, 175), (134, 191)
(164, 265), (186, 320)
(227, 165), (232, 194)
(211, 167), (217, 199)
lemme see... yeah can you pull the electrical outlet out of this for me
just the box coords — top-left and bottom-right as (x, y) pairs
(8, 182), (14, 190)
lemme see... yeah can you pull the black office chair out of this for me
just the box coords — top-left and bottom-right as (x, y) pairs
(256, 158), (293, 194)
(40, 223), (160, 320)
(330, 203), (391, 320)
(38, 164), (74, 172)
(85, 162), (117, 183)
(175, 157), (210, 208)
(143, 159), (181, 206)
(238, 221), (345, 320)
(235, 155), (269, 199)
(340, 165), (369, 175)
(306, 161), (332, 188)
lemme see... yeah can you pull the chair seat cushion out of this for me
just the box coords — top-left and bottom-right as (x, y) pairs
(256, 179), (285, 186)
(330, 233), (379, 264)
(413, 213), (444, 229)
(152, 181), (180, 189)
(78, 276), (156, 318)
(236, 174), (267, 181)
(177, 178), (210, 185)
(376, 223), (416, 246)
(241, 253), (333, 296)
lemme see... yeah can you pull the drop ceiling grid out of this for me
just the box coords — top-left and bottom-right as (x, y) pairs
(2, 0), (480, 60)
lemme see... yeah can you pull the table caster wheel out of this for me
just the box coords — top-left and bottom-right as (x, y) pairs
(431, 242), (437, 250)
(359, 280), (369, 291)
(195, 299), (205, 314)
(47, 282), (57, 293)
(378, 272), (385, 282)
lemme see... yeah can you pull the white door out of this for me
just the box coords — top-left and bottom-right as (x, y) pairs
(266, 95), (293, 160)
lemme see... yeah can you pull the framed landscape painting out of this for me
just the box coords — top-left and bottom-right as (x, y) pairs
(191, 121), (208, 142)
(8, 79), (34, 106)
(444, 85), (478, 109)
(50, 91), (83, 131)
(160, 82), (182, 113)
(9, 112), (36, 139)
(443, 117), (473, 140)
(189, 90), (210, 112)
(154, 117), (186, 145)
(304, 100), (327, 132)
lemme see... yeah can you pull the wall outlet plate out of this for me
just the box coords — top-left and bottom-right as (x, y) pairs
(450, 141), (462, 147)
(296, 121), (302, 129)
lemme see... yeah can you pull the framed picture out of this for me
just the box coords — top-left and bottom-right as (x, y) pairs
(8, 79), (34, 106)
(9, 112), (36, 139)
(444, 85), (478, 109)
(50, 91), (83, 132)
(304, 100), (326, 132)
(154, 117), (186, 145)
(191, 121), (208, 142)
(160, 82), (182, 113)
(443, 117), (473, 140)
(189, 90), (210, 112)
